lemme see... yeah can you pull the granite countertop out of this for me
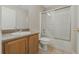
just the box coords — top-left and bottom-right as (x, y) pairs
(2, 31), (39, 41)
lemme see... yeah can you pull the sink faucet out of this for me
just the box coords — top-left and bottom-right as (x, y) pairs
(19, 29), (23, 32)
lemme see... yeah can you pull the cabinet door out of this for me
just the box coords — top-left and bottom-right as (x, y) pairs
(29, 34), (39, 54)
(25, 37), (29, 53)
(4, 38), (26, 54)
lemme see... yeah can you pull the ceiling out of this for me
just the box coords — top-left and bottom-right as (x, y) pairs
(3, 5), (67, 11)
(42, 5), (67, 10)
(18, 5), (67, 11)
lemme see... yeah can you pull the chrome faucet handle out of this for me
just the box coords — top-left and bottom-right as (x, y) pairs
(19, 29), (23, 32)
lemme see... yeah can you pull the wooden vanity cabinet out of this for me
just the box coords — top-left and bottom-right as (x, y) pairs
(29, 34), (39, 54)
(25, 37), (29, 53)
(2, 33), (39, 54)
(3, 37), (29, 54)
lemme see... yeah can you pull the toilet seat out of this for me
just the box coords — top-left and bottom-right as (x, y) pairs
(40, 37), (51, 44)
(40, 37), (50, 41)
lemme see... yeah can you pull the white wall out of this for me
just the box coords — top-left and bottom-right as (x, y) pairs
(0, 28), (2, 54)
(76, 6), (79, 53)
(28, 6), (43, 33)
(0, 30), (2, 53)
(0, 6), (2, 53)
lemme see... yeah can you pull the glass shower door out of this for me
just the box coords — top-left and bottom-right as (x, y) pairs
(41, 6), (71, 41)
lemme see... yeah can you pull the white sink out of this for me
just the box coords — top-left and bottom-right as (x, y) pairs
(10, 31), (31, 36)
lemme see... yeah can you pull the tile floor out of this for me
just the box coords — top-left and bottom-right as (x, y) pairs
(39, 45), (74, 54)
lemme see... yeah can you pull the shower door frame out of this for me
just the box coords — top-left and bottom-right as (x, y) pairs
(40, 6), (72, 41)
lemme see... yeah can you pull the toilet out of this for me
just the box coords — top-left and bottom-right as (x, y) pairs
(40, 37), (51, 52)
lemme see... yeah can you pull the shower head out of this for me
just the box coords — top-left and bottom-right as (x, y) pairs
(47, 13), (51, 16)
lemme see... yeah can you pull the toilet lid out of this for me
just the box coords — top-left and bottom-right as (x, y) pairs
(40, 37), (51, 41)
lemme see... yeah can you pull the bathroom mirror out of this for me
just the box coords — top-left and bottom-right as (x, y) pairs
(1, 6), (29, 30)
